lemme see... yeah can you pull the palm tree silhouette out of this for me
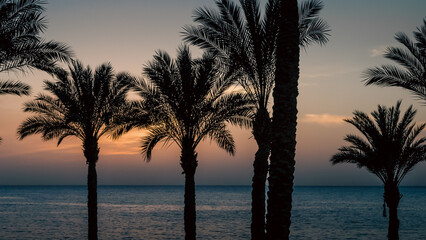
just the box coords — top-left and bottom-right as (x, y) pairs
(364, 19), (426, 105)
(266, 0), (300, 238)
(183, 1), (329, 238)
(331, 101), (425, 240)
(17, 61), (133, 240)
(115, 46), (252, 240)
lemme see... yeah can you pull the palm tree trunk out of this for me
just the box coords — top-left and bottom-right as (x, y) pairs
(251, 108), (271, 240)
(266, 0), (300, 239)
(184, 168), (196, 240)
(181, 144), (198, 240)
(388, 206), (399, 240)
(87, 161), (98, 240)
(251, 143), (269, 240)
(84, 138), (99, 240)
(384, 183), (401, 240)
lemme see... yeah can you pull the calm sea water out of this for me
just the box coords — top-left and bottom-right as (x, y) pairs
(0, 186), (425, 239)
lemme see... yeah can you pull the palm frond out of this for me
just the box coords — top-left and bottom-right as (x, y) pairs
(140, 125), (168, 162)
(18, 115), (64, 141)
(344, 134), (373, 153)
(345, 110), (379, 148)
(364, 65), (425, 103)
(0, 80), (30, 95)
(363, 20), (426, 104)
(394, 32), (423, 63)
(385, 46), (423, 78)
(108, 101), (151, 139)
(299, 0), (330, 48)
(414, 18), (426, 53)
(208, 123), (235, 155)
(331, 147), (365, 165)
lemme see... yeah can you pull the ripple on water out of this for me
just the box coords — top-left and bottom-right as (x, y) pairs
(0, 186), (425, 239)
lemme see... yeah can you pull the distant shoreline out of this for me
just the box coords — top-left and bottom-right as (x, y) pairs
(0, 185), (425, 187)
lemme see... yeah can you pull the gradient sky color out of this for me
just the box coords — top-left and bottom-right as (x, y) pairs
(0, 0), (425, 186)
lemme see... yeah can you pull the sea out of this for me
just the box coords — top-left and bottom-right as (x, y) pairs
(0, 186), (425, 240)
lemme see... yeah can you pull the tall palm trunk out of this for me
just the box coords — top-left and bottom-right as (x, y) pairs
(384, 182), (401, 240)
(266, 0), (300, 239)
(251, 107), (271, 240)
(87, 161), (98, 240)
(84, 138), (99, 240)
(180, 143), (198, 240)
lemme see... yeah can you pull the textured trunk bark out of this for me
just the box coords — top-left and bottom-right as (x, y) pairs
(388, 206), (399, 240)
(251, 143), (269, 240)
(266, 0), (300, 239)
(251, 108), (271, 240)
(384, 183), (401, 240)
(181, 143), (198, 240)
(184, 168), (196, 240)
(87, 161), (98, 240)
(84, 138), (99, 240)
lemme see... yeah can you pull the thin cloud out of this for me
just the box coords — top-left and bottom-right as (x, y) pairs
(300, 73), (331, 80)
(369, 45), (388, 57)
(299, 81), (319, 87)
(300, 114), (348, 126)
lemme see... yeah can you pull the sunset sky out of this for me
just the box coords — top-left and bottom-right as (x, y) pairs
(0, 0), (425, 186)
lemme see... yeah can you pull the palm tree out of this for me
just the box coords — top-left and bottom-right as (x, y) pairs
(114, 46), (252, 240)
(265, 0), (300, 239)
(331, 101), (425, 240)
(183, 1), (329, 238)
(17, 61), (132, 240)
(364, 19), (426, 105)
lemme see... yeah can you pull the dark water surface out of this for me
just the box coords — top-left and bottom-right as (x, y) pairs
(0, 186), (425, 239)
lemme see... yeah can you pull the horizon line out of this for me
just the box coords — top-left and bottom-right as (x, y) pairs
(1, 184), (425, 187)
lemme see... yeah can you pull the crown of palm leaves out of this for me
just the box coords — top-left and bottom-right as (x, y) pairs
(331, 101), (426, 185)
